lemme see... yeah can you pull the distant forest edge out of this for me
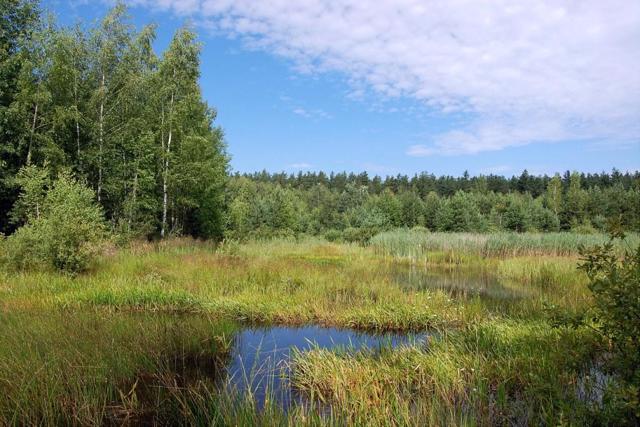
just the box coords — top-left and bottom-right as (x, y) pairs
(225, 169), (640, 241)
(1, 2), (639, 245)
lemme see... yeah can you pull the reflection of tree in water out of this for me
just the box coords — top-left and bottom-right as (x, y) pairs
(393, 264), (523, 302)
(106, 319), (238, 425)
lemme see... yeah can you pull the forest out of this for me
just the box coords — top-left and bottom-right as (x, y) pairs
(225, 169), (640, 241)
(1, 1), (228, 241)
(2, 2), (639, 247)
(1, 1), (639, 426)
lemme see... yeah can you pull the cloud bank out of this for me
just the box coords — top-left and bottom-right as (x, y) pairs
(126, 0), (640, 155)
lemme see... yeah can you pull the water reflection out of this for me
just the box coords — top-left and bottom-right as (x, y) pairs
(391, 263), (523, 301)
(225, 325), (426, 409)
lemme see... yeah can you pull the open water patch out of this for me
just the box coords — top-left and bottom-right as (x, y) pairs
(225, 324), (427, 409)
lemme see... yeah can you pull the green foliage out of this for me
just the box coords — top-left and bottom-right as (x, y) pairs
(0, 3), (228, 241)
(501, 196), (530, 232)
(435, 191), (485, 232)
(2, 170), (107, 272)
(8, 163), (49, 225)
(578, 235), (640, 421)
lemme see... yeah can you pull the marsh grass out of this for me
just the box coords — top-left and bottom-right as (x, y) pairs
(0, 234), (606, 425)
(0, 311), (238, 424)
(292, 321), (601, 425)
(371, 230), (640, 258)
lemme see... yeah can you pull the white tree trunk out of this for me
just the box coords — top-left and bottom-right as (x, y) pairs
(74, 72), (81, 163)
(26, 103), (38, 165)
(97, 72), (105, 202)
(161, 91), (174, 238)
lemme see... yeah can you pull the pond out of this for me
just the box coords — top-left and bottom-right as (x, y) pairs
(391, 263), (524, 301)
(226, 325), (426, 409)
(0, 311), (426, 422)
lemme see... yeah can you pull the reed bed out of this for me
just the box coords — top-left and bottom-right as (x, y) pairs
(370, 230), (640, 258)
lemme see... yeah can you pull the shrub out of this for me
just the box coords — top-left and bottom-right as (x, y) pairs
(1, 170), (107, 273)
(342, 227), (378, 245)
(572, 219), (598, 234)
(578, 233), (640, 422)
(324, 229), (342, 242)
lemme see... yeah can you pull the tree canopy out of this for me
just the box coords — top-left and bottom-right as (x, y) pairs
(0, 1), (228, 239)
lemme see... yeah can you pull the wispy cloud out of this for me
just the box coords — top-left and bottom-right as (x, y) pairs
(291, 107), (332, 120)
(407, 117), (575, 156)
(278, 94), (332, 120)
(125, 0), (640, 155)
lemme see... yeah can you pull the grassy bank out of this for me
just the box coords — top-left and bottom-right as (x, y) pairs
(2, 237), (589, 331)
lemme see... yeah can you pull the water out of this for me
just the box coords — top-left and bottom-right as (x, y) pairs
(226, 325), (426, 408)
(392, 263), (523, 301)
(0, 310), (427, 422)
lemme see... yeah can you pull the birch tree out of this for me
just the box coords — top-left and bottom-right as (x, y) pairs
(88, 4), (130, 205)
(158, 28), (199, 238)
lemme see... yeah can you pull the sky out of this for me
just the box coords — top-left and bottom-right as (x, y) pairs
(43, 0), (640, 177)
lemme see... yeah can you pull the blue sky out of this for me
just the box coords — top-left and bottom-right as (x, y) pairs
(44, 0), (640, 177)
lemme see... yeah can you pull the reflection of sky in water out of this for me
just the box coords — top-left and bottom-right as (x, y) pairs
(225, 325), (427, 409)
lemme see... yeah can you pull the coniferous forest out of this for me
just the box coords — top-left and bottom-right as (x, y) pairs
(1, 1), (639, 425)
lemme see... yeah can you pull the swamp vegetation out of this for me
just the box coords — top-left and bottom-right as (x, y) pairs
(1, 235), (638, 425)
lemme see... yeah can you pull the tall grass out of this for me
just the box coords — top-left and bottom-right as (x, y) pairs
(0, 236), (606, 425)
(370, 230), (640, 258)
(292, 320), (602, 425)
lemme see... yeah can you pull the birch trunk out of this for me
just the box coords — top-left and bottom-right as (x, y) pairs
(26, 103), (38, 165)
(97, 72), (105, 202)
(161, 91), (174, 238)
(74, 71), (81, 163)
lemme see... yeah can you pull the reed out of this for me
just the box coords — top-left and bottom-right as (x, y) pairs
(370, 230), (640, 258)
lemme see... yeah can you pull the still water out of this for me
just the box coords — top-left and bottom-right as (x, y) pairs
(226, 325), (426, 408)
(391, 263), (524, 301)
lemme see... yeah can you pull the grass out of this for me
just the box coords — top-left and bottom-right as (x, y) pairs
(371, 229), (640, 258)
(2, 236), (591, 330)
(292, 321), (600, 425)
(0, 232), (612, 424)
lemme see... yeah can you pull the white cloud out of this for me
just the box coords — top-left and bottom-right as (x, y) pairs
(125, 0), (640, 154)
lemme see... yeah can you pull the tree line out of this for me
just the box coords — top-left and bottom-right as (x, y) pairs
(2, 1), (639, 255)
(0, 1), (228, 239)
(241, 169), (639, 198)
(225, 171), (640, 241)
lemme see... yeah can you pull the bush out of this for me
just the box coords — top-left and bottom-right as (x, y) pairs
(1, 171), (107, 273)
(324, 229), (342, 242)
(578, 233), (640, 422)
(342, 227), (379, 245)
(572, 219), (598, 234)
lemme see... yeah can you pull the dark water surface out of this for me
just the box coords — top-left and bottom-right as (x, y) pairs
(226, 325), (426, 408)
